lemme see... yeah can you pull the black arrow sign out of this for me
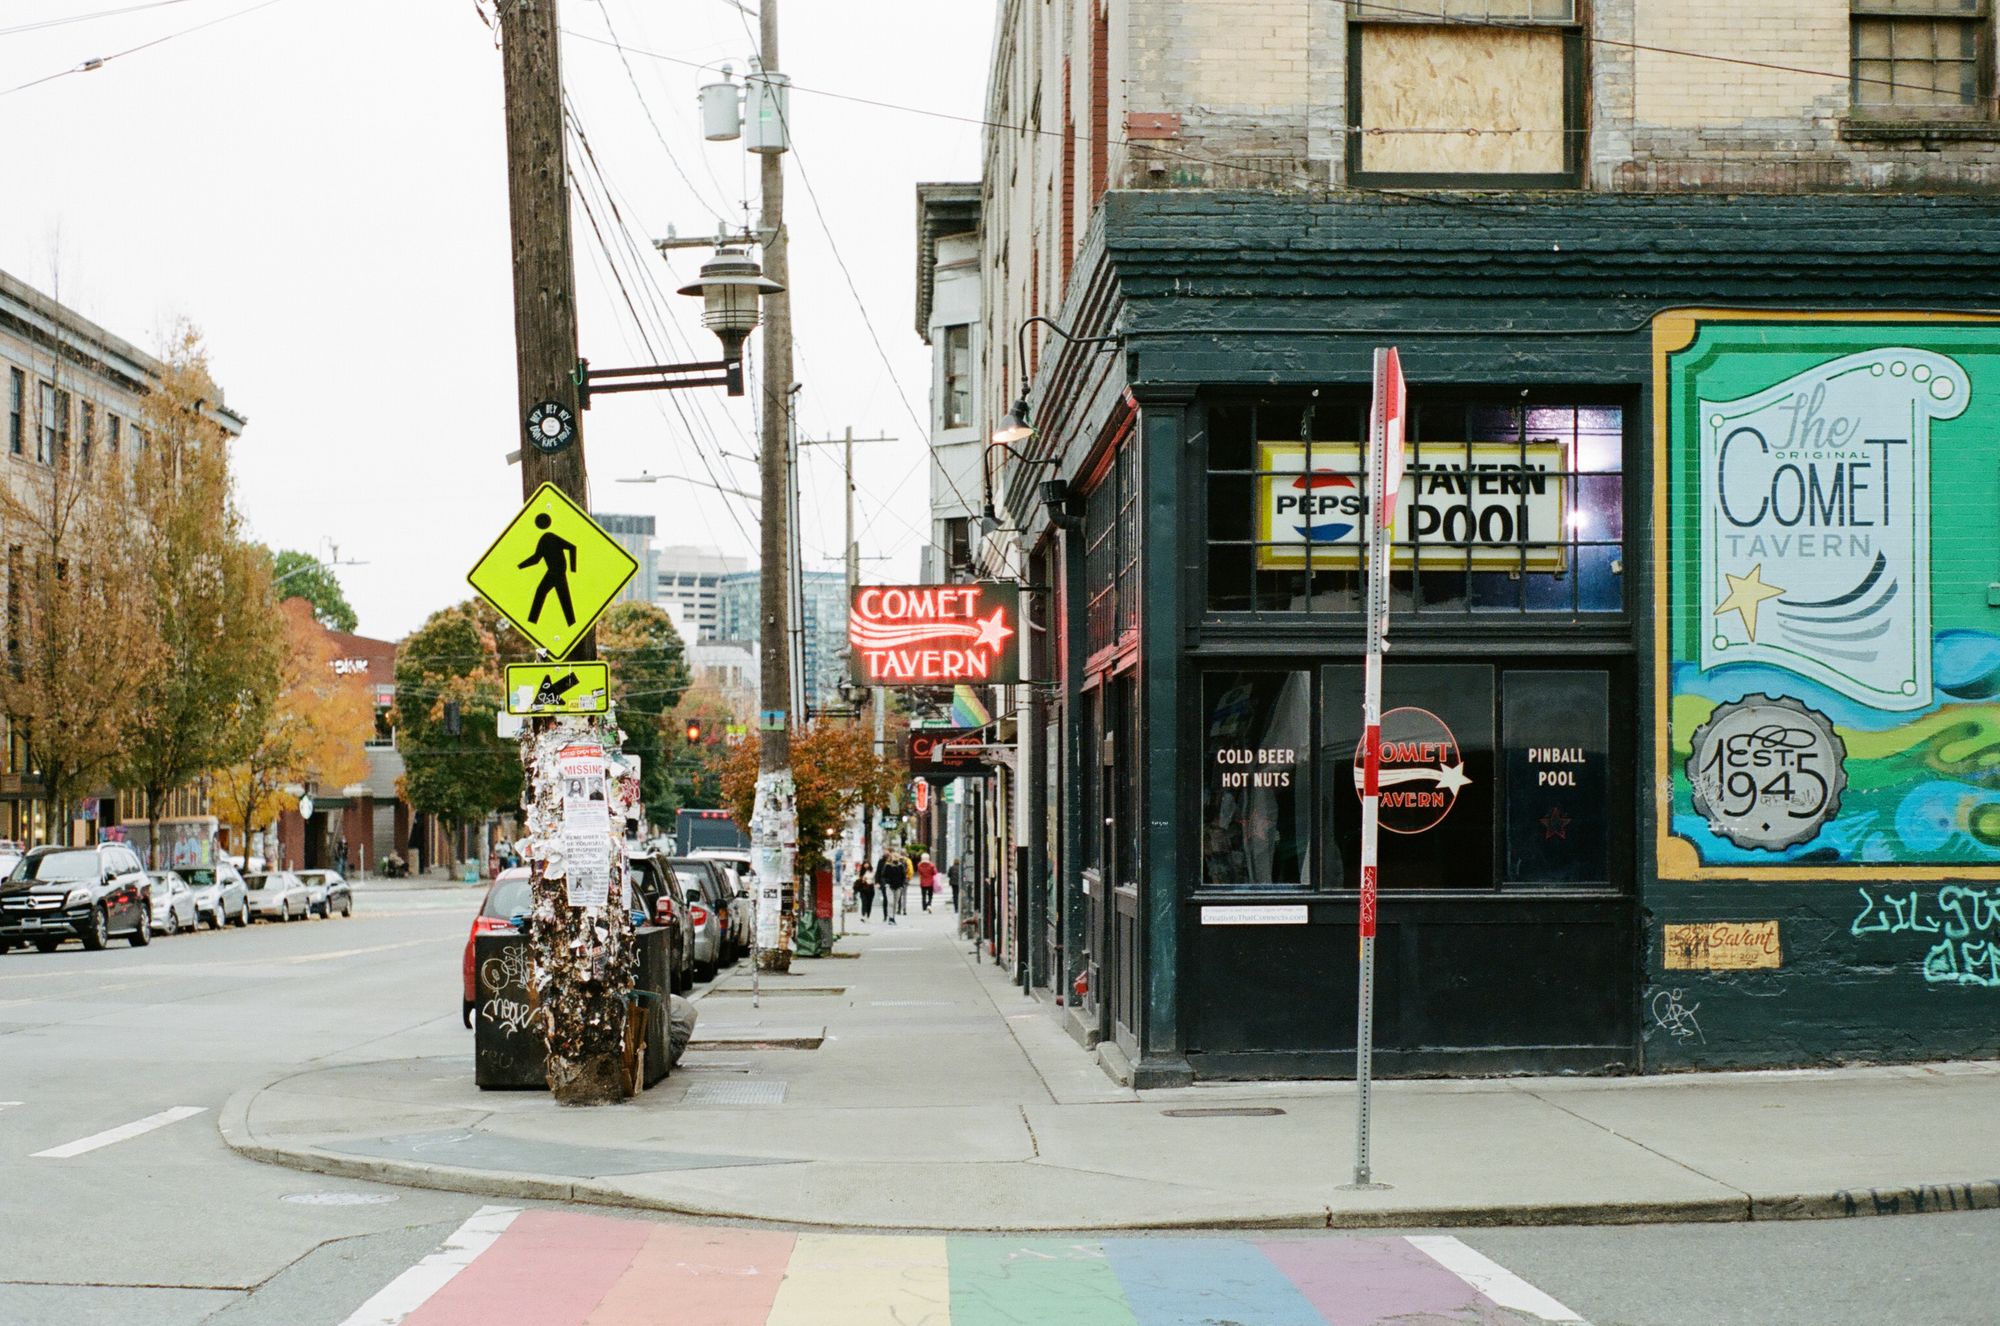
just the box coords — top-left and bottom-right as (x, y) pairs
(533, 671), (581, 709)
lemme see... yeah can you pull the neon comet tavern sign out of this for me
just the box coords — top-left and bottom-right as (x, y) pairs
(850, 582), (1022, 686)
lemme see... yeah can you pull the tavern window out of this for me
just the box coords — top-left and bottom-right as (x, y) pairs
(1203, 394), (1625, 618)
(1346, 0), (1583, 187)
(1851, 0), (1992, 119)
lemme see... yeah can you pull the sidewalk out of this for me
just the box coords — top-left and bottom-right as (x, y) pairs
(221, 904), (2000, 1232)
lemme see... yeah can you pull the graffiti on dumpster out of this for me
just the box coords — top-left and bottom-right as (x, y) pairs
(1850, 885), (2000, 988)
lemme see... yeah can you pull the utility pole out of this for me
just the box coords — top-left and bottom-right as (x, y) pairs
(751, 0), (797, 972)
(499, 0), (629, 1103)
(800, 426), (893, 934)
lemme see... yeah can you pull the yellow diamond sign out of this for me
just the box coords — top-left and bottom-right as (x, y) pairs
(468, 484), (636, 660)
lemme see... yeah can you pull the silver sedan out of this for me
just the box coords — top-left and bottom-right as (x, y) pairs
(146, 872), (200, 935)
(182, 863), (249, 928)
(242, 871), (313, 922)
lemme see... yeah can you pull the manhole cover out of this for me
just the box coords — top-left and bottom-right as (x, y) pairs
(683, 1080), (788, 1106)
(1159, 1107), (1286, 1119)
(282, 1192), (400, 1206)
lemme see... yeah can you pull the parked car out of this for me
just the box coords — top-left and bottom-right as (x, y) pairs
(295, 870), (352, 918)
(689, 848), (756, 954)
(0, 843), (153, 952)
(626, 851), (692, 993)
(146, 871), (201, 935)
(242, 871), (313, 922)
(463, 867), (533, 1027)
(182, 862), (249, 928)
(668, 859), (726, 981)
(692, 859), (743, 966)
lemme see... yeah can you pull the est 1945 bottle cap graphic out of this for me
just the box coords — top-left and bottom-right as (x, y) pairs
(1687, 695), (1847, 851)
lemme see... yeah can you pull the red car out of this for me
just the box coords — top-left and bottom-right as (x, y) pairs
(463, 867), (533, 1026)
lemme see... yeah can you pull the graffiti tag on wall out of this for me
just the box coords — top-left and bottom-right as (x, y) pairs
(1850, 886), (2000, 988)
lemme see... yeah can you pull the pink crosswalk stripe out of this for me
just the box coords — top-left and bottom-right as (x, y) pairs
(401, 1209), (650, 1326)
(1260, 1238), (1496, 1325)
(583, 1223), (797, 1325)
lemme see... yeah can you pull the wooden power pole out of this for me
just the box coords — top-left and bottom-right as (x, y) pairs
(752, 0), (797, 970)
(499, 0), (628, 1104)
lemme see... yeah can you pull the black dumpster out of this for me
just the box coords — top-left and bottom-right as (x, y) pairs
(474, 926), (670, 1091)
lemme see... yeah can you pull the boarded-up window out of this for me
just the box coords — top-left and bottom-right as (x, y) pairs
(1354, 23), (1570, 177)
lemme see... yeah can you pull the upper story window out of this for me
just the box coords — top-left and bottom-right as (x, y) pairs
(1852, 0), (1991, 119)
(1347, 0), (1582, 187)
(7, 368), (21, 456)
(942, 323), (972, 430)
(79, 401), (94, 467)
(35, 382), (68, 465)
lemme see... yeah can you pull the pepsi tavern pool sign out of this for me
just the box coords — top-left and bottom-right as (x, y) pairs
(1255, 440), (1567, 573)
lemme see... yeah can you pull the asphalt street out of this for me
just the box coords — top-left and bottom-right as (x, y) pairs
(0, 883), (1994, 1325)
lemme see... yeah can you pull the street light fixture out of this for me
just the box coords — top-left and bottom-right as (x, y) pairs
(614, 470), (761, 503)
(575, 246), (782, 403)
(983, 316), (1121, 532)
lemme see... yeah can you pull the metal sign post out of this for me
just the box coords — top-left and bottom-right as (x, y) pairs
(1354, 346), (1405, 1189)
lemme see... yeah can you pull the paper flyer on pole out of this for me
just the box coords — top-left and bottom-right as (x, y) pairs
(559, 743), (612, 909)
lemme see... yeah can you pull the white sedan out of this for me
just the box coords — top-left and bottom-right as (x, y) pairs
(242, 871), (313, 922)
(146, 872), (200, 935)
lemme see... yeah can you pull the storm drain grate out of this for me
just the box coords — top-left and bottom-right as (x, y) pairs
(683, 1080), (789, 1106)
(1159, 1107), (1286, 1119)
(706, 987), (846, 997)
(869, 1000), (952, 1007)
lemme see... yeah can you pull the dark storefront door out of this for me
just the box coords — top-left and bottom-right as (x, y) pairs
(1187, 659), (1635, 1075)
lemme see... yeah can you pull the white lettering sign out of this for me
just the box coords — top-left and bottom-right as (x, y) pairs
(1699, 348), (1966, 711)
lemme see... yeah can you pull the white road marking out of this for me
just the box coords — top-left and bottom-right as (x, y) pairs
(1406, 1235), (1587, 1323)
(287, 939), (431, 964)
(337, 1205), (520, 1326)
(31, 1105), (207, 1159)
(0, 1101), (20, 1111)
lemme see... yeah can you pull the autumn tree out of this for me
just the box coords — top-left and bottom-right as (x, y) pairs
(270, 548), (358, 632)
(393, 602), (518, 843)
(721, 722), (898, 876)
(599, 600), (690, 826)
(0, 325), (163, 842)
(121, 328), (287, 866)
(668, 682), (741, 809)
(212, 599), (371, 860)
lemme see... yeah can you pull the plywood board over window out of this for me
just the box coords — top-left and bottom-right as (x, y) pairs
(1357, 24), (1569, 176)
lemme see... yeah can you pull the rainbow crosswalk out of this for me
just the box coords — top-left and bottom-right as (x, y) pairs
(345, 1207), (1587, 1326)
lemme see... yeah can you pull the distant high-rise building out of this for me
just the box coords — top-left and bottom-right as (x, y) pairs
(589, 513), (658, 607)
(716, 568), (851, 709)
(653, 545), (749, 641)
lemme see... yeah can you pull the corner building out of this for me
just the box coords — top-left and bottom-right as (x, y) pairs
(968, 0), (2000, 1083)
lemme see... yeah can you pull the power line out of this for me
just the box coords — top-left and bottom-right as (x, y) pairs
(580, 0), (734, 224)
(0, 0), (206, 40)
(0, 0), (294, 98)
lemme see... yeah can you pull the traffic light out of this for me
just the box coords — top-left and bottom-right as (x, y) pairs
(685, 718), (704, 744)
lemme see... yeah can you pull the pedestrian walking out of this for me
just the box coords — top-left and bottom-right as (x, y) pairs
(854, 863), (876, 922)
(946, 859), (961, 909)
(876, 850), (907, 925)
(916, 853), (938, 912)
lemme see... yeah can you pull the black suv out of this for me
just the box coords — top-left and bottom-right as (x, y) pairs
(0, 843), (153, 953)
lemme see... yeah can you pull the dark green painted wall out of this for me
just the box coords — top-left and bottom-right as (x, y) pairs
(1092, 188), (2000, 1073)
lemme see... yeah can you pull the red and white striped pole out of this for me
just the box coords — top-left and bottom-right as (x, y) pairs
(1355, 346), (1404, 1189)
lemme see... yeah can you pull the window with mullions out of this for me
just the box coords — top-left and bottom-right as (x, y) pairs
(1852, 0), (1991, 120)
(1204, 395), (1625, 617)
(1082, 441), (1141, 657)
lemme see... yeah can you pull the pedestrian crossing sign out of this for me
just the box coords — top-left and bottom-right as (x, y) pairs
(467, 484), (636, 660)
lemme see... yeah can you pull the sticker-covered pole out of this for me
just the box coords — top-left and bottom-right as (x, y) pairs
(1355, 346), (1404, 1188)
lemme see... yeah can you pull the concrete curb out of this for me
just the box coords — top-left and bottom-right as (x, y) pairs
(214, 1069), (2000, 1233)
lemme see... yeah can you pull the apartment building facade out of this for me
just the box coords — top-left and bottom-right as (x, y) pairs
(970, 0), (2000, 1084)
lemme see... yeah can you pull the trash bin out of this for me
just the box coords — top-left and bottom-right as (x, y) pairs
(474, 927), (671, 1091)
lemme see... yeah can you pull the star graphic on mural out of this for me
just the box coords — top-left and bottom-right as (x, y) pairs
(973, 607), (1014, 653)
(1435, 762), (1472, 795)
(1541, 805), (1571, 841)
(1712, 563), (1787, 643)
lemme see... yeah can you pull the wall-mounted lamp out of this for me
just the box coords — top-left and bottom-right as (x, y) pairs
(984, 316), (1121, 531)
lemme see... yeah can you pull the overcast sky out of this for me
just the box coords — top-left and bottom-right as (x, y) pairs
(0, 0), (994, 640)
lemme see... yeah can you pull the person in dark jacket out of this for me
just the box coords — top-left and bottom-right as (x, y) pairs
(875, 850), (907, 925)
(854, 863), (876, 922)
